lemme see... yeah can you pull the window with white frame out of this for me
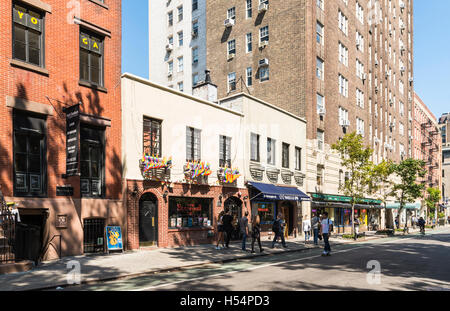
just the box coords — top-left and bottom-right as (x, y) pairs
(317, 130), (324, 151)
(246, 0), (252, 18)
(178, 81), (184, 92)
(356, 89), (364, 108)
(192, 47), (198, 64)
(260, 66), (269, 81)
(246, 67), (252, 86)
(317, 93), (325, 111)
(339, 42), (348, 66)
(260, 26), (269, 43)
(356, 59), (364, 79)
(356, 31), (364, 51)
(228, 72), (236, 92)
(246, 33), (252, 53)
(168, 60), (173, 74)
(316, 22), (324, 45)
(339, 107), (349, 125)
(339, 74), (348, 97)
(356, 2), (364, 24)
(317, 0), (324, 10)
(338, 11), (348, 35)
(316, 57), (324, 80)
(399, 122), (404, 136)
(178, 31), (183, 46)
(177, 56), (183, 72)
(227, 39), (236, 56)
(356, 118), (365, 137)
(227, 7), (236, 20)
(177, 5), (183, 22)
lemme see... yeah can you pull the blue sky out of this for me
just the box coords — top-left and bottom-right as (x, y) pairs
(122, 0), (450, 119)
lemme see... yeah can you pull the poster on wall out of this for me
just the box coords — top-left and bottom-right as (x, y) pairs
(106, 226), (123, 252)
(64, 104), (80, 177)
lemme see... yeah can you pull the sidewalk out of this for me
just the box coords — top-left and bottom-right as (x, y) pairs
(2, 227), (443, 291)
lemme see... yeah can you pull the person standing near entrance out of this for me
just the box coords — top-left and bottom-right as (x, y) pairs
(311, 213), (320, 245)
(251, 214), (264, 253)
(240, 211), (249, 251)
(271, 213), (287, 248)
(302, 216), (311, 242)
(320, 212), (333, 256)
(354, 217), (360, 240)
(222, 208), (234, 248)
(215, 211), (225, 250)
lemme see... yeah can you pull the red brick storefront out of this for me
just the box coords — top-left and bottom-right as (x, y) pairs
(0, 0), (122, 260)
(126, 179), (250, 249)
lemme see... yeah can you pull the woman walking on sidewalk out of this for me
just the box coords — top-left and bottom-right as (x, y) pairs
(216, 211), (225, 250)
(251, 215), (264, 253)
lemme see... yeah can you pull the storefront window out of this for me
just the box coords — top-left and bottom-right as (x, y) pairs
(168, 197), (212, 229)
(253, 201), (275, 231)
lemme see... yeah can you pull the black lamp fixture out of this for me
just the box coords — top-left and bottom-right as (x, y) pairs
(163, 190), (169, 201)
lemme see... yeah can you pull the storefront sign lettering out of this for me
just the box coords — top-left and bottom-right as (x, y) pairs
(64, 104), (80, 177)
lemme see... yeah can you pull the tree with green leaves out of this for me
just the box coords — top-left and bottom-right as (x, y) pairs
(425, 187), (441, 225)
(391, 159), (427, 231)
(332, 132), (373, 236)
(369, 160), (396, 228)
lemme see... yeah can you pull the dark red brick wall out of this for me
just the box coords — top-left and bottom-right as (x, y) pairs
(126, 179), (250, 249)
(0, 0), (122, 199)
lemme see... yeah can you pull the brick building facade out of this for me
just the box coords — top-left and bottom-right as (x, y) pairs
(0, 0), (122, 261)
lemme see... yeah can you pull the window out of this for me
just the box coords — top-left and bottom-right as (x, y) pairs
(178, 81), (184, 92)
(192, 0), (198, 11)
(356, 89), (364, 108)
(80, 31), (104, 86)
(13, 4), (44, 67)
(339, 107), (349, 125)
(178, 31), (183, 46)
(356, 59), (364, 79)
(317, 130), (324, 151)
(316, 57), (324, 80)
(192, 47), (198, 64)
(168, 197), (212, 229)
(246, 33), (252, 53)
(168, 11), (173, 26)
(260, 66), (269, 82)
(356, 2), (364, 24)
(80, 125), (105, 197)
(192, 73), (199, 86)
(227, 7), (236, 20)
(339, 42), (348, 66)
(168, 60), (173, 75)
(267, 138), (276, 165)
(339, 74), (348, 97)
(317, 93), (324, 111)
(246, 67), (253, 86)
(317, 165), (324, 186)
(317, 0), (324, 10)
(186, 127), (201, 161)
(356, 118), (365, 137)
(228, 72), (236, 92)
(168, 36), (173, 45)
(251, 133), (260, 162)
(143, 117), (162, 157)
(219, 135), (232, 167)
(316, 22), (324, 45)
(282, 143), (290, 169)
(177, 56), (183, 72)
(192, 20), (199, 38)
(13, 111), (46, 196)
(227, 39), (236, 56)
(178, 6), (183, 22)
(246, 0), (252, 18)
(356, 31), (364, 51)
(338, 11), (348, 35)
(260, 26), (269, 43)
(295, 147), (302, 171)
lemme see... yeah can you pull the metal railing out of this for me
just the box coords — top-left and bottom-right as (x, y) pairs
(1, 189), (17, 264)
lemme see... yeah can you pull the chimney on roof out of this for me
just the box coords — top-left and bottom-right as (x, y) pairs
(192, 69), (218, 103)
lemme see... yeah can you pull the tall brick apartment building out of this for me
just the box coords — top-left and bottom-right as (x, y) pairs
(439, 113), (450, 207)
(0, 0), (122, 261)
(205, 0), (415, 231)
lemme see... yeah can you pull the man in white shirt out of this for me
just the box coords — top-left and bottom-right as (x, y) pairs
(320, 212), (333, 256)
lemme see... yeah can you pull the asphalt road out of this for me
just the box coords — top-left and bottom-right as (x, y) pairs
(65, 227), (450, 291)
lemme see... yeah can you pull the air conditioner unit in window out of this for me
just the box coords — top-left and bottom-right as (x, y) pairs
(166, 43), (173, 51)
(224, 18), (235, 28)
(400, 24), (406, 31)
(400, 66), (406, 72)
(259, 40), (269, 48)
(192, 31), (198, 38)
(390, 122), (395, 128)
(168, 70), (173, 77)
(318, 108), (326, 116)
(374, 137), (379, 144)
(258, 58), (269, 67)
(375, 60), (379, 66)
(258, 3), (268, 12)
(340, 119), (350, 127)
(409, 77), (414, 83)
(400, 2), (406, 10)
(227, 53), (235, 60)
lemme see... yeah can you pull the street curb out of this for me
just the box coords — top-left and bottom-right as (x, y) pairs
(21, 227), (449, 291)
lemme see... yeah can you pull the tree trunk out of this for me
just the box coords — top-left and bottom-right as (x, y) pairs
(352, 201), (355, 236)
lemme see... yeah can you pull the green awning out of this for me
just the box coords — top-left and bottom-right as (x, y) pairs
(311, 193), (382, 205)
(385, 202), (421, 210)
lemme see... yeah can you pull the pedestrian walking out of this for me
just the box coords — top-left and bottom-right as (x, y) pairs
(215, 211), (225, 250)
(251, 215), (264, 253)
(222, 208), (234, 248)
(320, 212), (333, 256)
(395, 216), (399, 229)
(302, 216), (311, 242)
(447, 216), (450, 225)
(354, 217), (360, 240)
(271, 213), (287, 248)
(311, 213), (320, 245)
(240, 211), (249, 251)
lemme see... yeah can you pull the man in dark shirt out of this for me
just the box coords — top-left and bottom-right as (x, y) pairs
(222, 208), (234, 248)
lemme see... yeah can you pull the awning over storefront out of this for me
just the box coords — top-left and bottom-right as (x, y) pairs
(385, 202), (421, 210)
(310, 193), (382, 205)
(248, 182), (311, 202)
(312, 201), (381, 209)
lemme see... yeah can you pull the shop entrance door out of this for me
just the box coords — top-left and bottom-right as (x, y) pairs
(224, 197), (242, 240)
(139, 193), (158, 247)
(281, 202), (294, 236)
